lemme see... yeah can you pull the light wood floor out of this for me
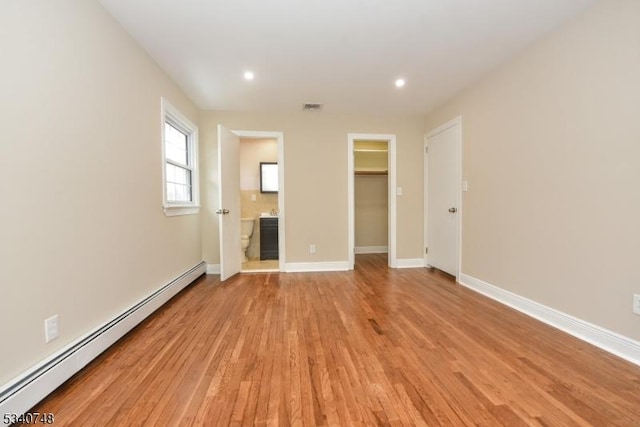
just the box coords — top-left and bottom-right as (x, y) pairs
(29, 254), (640, 426)
(242, 259), (279, 272)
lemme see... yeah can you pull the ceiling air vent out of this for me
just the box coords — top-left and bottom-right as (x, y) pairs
(302, 103), (323, 111)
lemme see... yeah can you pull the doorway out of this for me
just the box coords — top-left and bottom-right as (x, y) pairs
(354, 141), (389, 256)
(239, 137), (280, 272)
(424, 117), (462, 279)
(347, 133), (397, 269)
(218, 128), (285, 280)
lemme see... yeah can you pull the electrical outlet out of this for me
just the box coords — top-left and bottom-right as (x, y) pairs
(633, 294), (640, 315)
(45, 315), (59, 343)
(309, 244), (316, 254)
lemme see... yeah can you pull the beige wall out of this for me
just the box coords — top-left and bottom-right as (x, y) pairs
(0, 0), (201, 385)
(200, 111), (425, 264)
(425, 0), (640, 341)
(355, 175), (389, 248)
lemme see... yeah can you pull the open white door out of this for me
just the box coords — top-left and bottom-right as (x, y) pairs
(425, 118), (461, 277)
(217, 125), (241, 281)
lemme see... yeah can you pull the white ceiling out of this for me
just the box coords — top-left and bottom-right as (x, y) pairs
(99, 0), (597, 115)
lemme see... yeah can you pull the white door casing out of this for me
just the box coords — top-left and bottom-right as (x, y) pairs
(347, 133), (397, 269)
(218, 125), (242, 281)
(425, 117), (462, 278)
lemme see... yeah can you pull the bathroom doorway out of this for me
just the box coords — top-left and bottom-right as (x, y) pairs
(235, 131), (285, 273)
(347, 134), (397, 269)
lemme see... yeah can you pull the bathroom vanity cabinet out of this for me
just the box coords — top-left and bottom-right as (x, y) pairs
(260, 217), (279, 260)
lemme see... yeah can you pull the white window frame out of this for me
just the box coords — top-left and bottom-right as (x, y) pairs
(161, 97), (200, 216)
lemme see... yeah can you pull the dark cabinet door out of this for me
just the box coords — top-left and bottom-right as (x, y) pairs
(260, 217), (279, 260)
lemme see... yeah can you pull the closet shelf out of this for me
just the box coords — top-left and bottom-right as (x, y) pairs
(355, 170), (388, 176)
(353, 148), (388, 153)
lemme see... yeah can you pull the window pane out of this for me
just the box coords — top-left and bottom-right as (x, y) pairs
(175, 184), (190, 202)
(175, 184), (184, 202)
(166, 164), (191, 186)
(165, 122), (188, 165)
(166, 161), (193, 203)
(166, 163), (175, 182)
(166, 182), (176, 202)
(174, 166), (190, 186)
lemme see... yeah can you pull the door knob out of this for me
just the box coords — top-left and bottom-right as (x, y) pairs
(448, 207), (457, 213)
(216, 209), (230, 215)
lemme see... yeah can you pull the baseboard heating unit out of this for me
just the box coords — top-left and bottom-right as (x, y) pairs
(0, 261), (206, 425)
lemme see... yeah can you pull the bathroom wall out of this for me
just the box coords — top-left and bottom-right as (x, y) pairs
(240, 192), (277, 260)
(239, 138), (278, 259)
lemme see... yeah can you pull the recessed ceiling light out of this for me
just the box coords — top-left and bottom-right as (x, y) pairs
(395, 78), (406, 88)
(244, 71), (255, 81)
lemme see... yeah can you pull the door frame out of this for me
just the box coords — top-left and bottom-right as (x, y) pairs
(347, 133), (397, 269)
(424, 116), (462, 280)
(232, 130), (286, 272)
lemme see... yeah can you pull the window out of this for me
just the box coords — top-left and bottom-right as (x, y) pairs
(161, 98), (199, 216)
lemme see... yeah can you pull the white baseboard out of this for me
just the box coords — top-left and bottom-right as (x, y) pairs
(459, 273), (640, 367)
(355, 246), (388, 254)
(212, 258), (421, 272)
(0, 262), (206, 424)
(395, 258), (425, 268)
(284, 261), (350, 273)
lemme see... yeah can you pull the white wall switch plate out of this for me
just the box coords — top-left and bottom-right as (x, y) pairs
(396, 187), (403, 196)
(633, 294), (640, 315)
(462, 180), (468, 192)
(45, 315), (59, 343)
(309, 244), (316, 254)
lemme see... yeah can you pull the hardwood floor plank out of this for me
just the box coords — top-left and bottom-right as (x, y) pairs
(24, 254), (640, 426)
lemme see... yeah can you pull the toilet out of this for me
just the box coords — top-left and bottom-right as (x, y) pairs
(240, 218), (255, 262)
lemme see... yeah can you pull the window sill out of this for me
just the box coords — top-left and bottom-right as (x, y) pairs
(163, 205), (200, 217)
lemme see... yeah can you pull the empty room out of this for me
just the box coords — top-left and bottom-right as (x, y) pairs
(1, 0), (639, 425)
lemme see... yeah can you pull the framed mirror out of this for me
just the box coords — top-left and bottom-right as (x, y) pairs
(260, 162), (278, 193)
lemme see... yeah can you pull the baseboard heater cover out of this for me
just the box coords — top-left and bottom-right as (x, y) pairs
(0, 261), (206, 424)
